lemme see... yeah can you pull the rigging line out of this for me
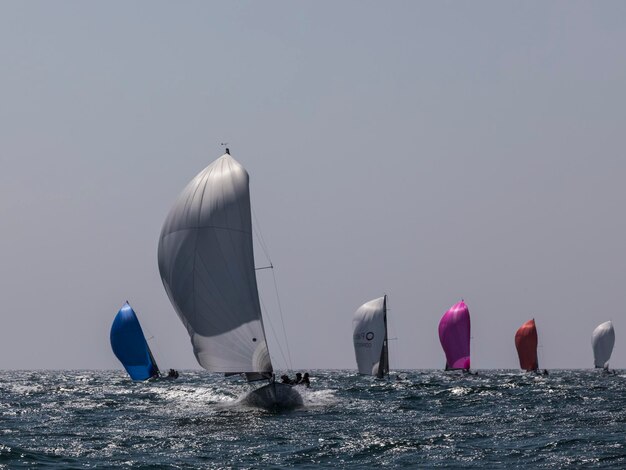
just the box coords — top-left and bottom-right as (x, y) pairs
(250, 204), (293, 371)
(255, 265), (273, 271)
(258, 292), (289, 370)
(251, 207), (271, 261)
(385, 297), (391, 374)
(251, 206), (272, 264)
(141, 327), (164, 369)
(385, 297), (399, 371)
(271, 267), (293, 370)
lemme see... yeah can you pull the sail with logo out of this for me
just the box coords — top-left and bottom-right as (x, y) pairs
(158, 149), (302, 408)
(515, 319), (539, 372)
(110, 302), (159, 381)
(352, 296), (389, 378)
(591, 321), (615, 371)
(438, 300), (471, 371)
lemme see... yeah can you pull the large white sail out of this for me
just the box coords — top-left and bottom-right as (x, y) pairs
(158, 153), (272, 375)
(352, 296), (388, 377)
(591, 321), (615, 369)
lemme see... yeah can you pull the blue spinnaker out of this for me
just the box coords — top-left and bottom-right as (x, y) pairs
(110, 302), (159, 381)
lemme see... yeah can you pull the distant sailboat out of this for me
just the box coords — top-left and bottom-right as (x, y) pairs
(515, 319), (539, 372)
(110, 302), (159, 381)
(592, 321), (615, 371)
(439, 301), (471, 371)
(158, 150), (302, 409)
(353, 296), (389, 378)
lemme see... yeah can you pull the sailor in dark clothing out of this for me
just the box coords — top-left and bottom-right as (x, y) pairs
(301, 372), (310, 387)
(280, 374), (291, 384)
(294, 373), (303, 384)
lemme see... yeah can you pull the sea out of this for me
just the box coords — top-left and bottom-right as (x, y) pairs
(0, 370), (624, 469)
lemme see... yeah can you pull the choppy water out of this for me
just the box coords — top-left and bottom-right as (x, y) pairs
(0, 370), (624, 468)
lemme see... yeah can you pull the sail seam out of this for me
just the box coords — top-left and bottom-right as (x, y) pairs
(162, 226), (252, 237)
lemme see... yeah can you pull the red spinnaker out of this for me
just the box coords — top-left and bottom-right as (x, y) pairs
(515, 319), (538, 371)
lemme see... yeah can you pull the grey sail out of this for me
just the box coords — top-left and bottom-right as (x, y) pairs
(158, 153), (272, 376)
(353, 296), (388, 377)
(591, 321), (615, 369)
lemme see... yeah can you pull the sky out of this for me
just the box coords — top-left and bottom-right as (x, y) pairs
(1, 1), (625, 370)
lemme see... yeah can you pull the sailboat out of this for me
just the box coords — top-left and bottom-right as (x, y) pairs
(515, 319), (539, 372)
(157, 149), (302, 409)
(592, 321), (615, 372)
(110, 302), (160, 381)
(352, 296), (389, 378)
(438, 301), (471, 371)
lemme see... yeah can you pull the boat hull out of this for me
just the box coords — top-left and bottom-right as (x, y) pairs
(243, 382), (303, 410)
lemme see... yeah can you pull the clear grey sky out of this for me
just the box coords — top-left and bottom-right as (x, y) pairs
(1, 1), (624, 370)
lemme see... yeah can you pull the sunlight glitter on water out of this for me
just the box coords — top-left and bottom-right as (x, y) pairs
(0, 370), (624, 468)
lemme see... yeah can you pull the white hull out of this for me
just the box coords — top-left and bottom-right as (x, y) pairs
(243, 382), (303, 410)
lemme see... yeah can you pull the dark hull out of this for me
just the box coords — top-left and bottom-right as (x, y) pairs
(146, 375), (178, 382)
(444, 369), (478, 375)
(242, 382), (303, 410)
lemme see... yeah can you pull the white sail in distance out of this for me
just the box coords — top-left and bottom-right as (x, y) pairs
(352, 296), (388, 377)
(158, 152), (272, 376)
(591, 321), (615, 369)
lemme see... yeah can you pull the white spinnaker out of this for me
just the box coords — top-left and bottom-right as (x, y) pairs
(592, 321), (615, 369)
(352, 297), (386, 375)
(158, 154), (272, 375)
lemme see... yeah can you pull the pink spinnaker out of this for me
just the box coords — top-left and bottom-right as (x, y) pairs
(438, 301), (471, 370)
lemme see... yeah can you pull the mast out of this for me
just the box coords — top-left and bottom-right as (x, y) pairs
(533, 318), (539, 371)
(147, 345), (160, 376)
(377, 295), (390, 378)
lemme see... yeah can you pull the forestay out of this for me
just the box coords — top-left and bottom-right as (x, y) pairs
(353, 296), (388, 377)
(592, 321), (615, 369)
(110, 302), (159, 381)
(158, 153), (272, 376)
(438, 301), (471, 370)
